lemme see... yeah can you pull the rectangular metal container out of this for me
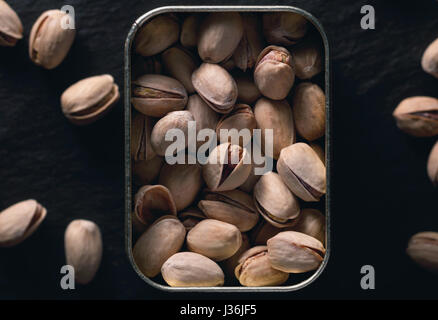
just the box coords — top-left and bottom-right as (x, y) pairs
(125, 5), (331, 292)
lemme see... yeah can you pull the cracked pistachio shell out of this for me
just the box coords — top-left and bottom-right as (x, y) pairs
(202, 142), (252, 192)
(133, 216), (186, 278)
(407, 232), (438, 273)
(291, 208), (325, 245)
(263, 12), (308, 46)
(238, 143), (272, 193)
(178, 207), (206, 231)
(235, 246), (289, 286)
(427, 141), (438, 185)
(132, 74), (188, 118)
(267, 231), (325, 273)
(134, 185), (177, 226)
(277, 143), (326, 202)
(198, 189), (259, 232)
(187, 219), (242, 261)
(134, 14), (179, 57)
(29, 10), (76, 69)
(192, 63), (238, 114)
(309, 142), (325, 165)
(65, 220), (102, 284)
(158, 163), (203, 211)
(162, 252), (224, 287)
(132, 157), (164, 186)
(0, 199), (46, 247)
(150, 111), (194, 156)
(393, 96), (438, 137)
(254, 98), (295, 159)
(254, 172), (300, 228)
(235, 73), (261, 104)
(292, 82), (326, 141)
(180, 14), (202, 48)
(162, 46), (198, 93)
(221, 233), (251, 279)
(0, 0), (23, 46)
(422, 38), (438, 78)
(254, 46), (295, 100)
(198, 12), (243, 63)
(216, 104), (257, 145)
(131, 112), (156, 161)
(61, 74), (119, 125)
(293, 35), (323, 79)
(232, 13), (264, 72)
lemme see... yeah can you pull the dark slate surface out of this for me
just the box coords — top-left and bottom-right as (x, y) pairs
(1, 0), (438, 299)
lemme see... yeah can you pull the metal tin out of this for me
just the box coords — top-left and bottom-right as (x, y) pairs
(125, 5), (331, 292)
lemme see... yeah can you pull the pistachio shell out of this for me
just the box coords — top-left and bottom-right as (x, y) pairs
(61, 74), (119, 125)
(178, 207), (206, 231)
(162, 46), (198, 93)
(291, 208), (325, 245)
(263, 12), (308, 46)
(187, 219), (242, 261)
(250, 221), (294, 245)
(421, 38), (438, 78)
(180, 14), (201, 48)
(277, 143), (326, 202)
(0, 0), (23, 46)
(216, 104), (257, 145)
(132, 157), (164, 186)
(132, 74), (188, 118)
(131, 112), (156, 161)
(29, 10), (76, 69)
(0, 199), (47, 247)
(292, 35), (323, 79)
(267, 231), (325, 273)
(65, 220), (102, 284)
(131, 55), (162, 80)
(235, 73), (261, 104)
(406, 232), (438, 273)
(162, 252), (224, 287)
(134, 185), (177, 226)
(309, 142), (325, 165)
(133, 217), (186, 277)
(221, 233), (251, 280)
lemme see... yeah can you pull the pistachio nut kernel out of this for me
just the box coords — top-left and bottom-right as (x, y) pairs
(202, 142), (252, 192)
(0, 0), (23, 47)
(427, 141), (438, 185)
(291, 208), (325, 245)
(161, 252), (224, 287)
(192, 63), (238, 114)
(131, 112), (156, 161)
(61, 74), (120, 125)
(133, 216), (186, 278)
(132, 74), (188, 118)
(263, 12), (308, 46)
(277, 143), (326, 202)
(29, 10), (76, 69)
(267, 231), (325, 273)
(235, 73), (261, 104)
(406, 232), (438, 273)
(132, 157), (164, 186)
(134, 185), (177, 226)
(216, 104), (257, 145)
(187, 219), (242, 261)
(198, 12), (244, 63)
(0, 199), (47, 247)
(254, 46), (295, 100)
(393, 96), (438, 137)
(235, 246), (289, 287)
(65, 220), (102, 284)
(178, 207), (206, 231)
(180, 14), (202, 48)
(254, 172), (300, 228)
(292, 82), (326, 141)
(134, 14), (179, 57)
(421, 38), (438, 78)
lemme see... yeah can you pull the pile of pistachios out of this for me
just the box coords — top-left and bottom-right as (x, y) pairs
(393, 38), (438, 272)
(131, 11), (327, 287)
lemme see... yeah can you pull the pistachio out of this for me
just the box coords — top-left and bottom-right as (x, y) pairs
(250, 221), (294, 245)
(428, 141), (438, 185)
(393, 96), (438, 137)
(134, 185), (177, 226)
(131, 211), (148, 235)
(61, 74), (119, 125)
(291, 208), (325, 245)
(238, 143), (272, 193)
(232, 13), (264, 72)
(198, 12), (243, 63)
(162, 46), (198, 93)
(187, 219), (242, 261)
(202, 142), (252, 192)
(150, 110), (194, 156)
(133, 216), (186, 277)
(235, 246), (289, 286)
(254, 98), (295, 159)
(277, 143), (326, 202)
(178, 207), (206, 231)
(292, 35), (323, 80)
(132, 74), (188, 118)
(309, 142), (325, 165)
(235, 73), (261, 104)
(29, 10), (76, 69)
(421, 38), (438, 78)
(192, 63), (238, 114)
(180, 14), (202, 48)
(292, 82), (326, 141)
(198, 189), (259, 232)
(254, 172), (300, 228)
(0, 0), (23, 47)
(64, 220), (102, 284)
(131, 112), (156, 161)
(406, 232), (438, 273)
(216, 104), (257, 145)
(0, 199), (47, 247)
(158, 163), (203, 211)
(222, 233), (251, 280)
(254, 46), (295, 100)
(162, 252), (224, 287)
(131, 55), (162, 80)
(263, 12), (308, 46)
(132, 157), (164, 186)
(267, 231), (325, 273)
(135, 14), (179, 57)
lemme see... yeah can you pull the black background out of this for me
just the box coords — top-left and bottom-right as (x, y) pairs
(1, 0), (438, 300)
